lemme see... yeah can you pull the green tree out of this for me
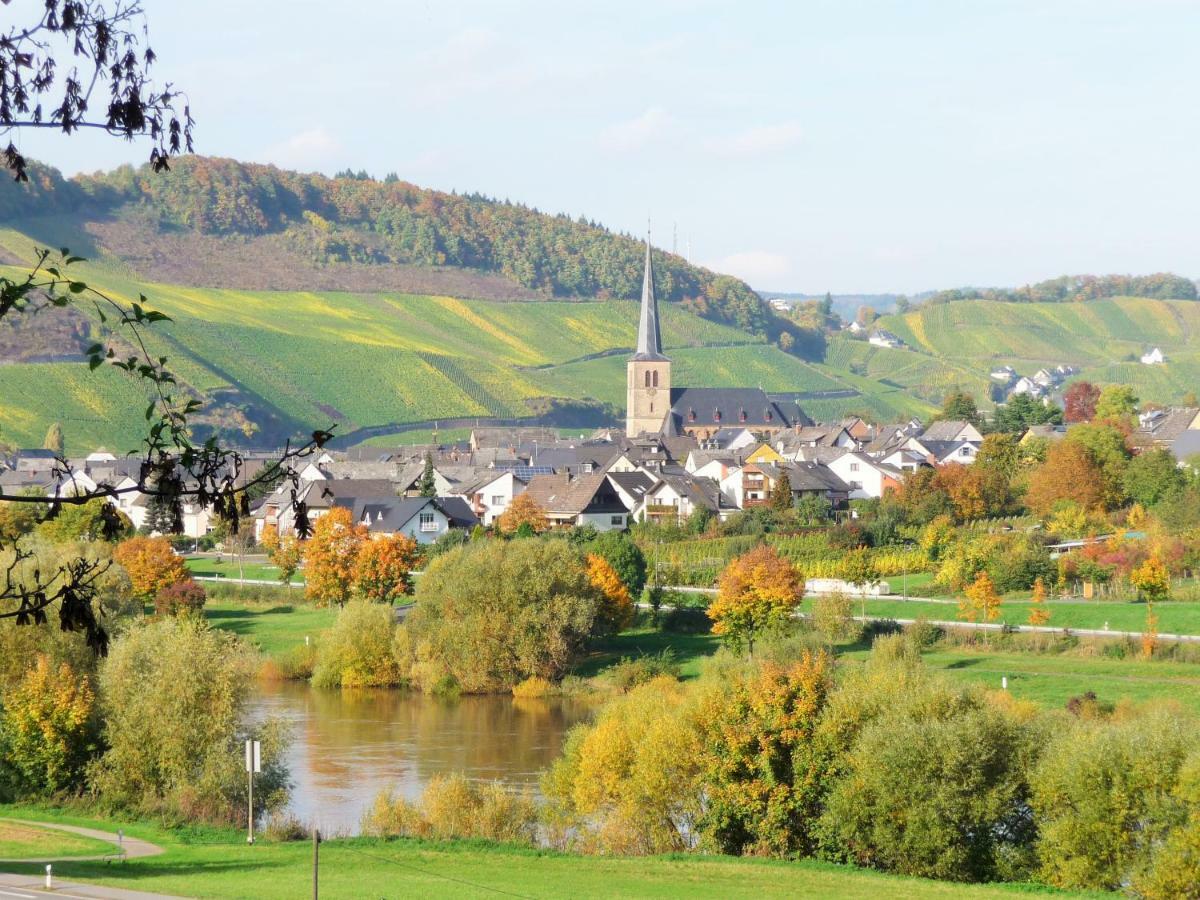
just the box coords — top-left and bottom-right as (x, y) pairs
(585, 530), (648, 597)
(312, 599), (405, 688)
(39, 499), (129, 544)
(1094, 385), (1138, 426)
(936, 391), (982, 427)
(42, 422), (65, 455)
(1123, 448), (1186, 507)
(795, 493), (831, 526)
(419, 452), (437, 498)
(771, 473), (793, 513)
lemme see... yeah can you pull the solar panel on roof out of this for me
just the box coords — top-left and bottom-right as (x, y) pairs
(513, 466), (555, 479)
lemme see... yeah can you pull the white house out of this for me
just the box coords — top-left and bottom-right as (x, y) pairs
(868, 329), (904, 349)
(1141, 347), (1166, 365)
(450, 470), (526, 525)
(826, 452), (904, 500)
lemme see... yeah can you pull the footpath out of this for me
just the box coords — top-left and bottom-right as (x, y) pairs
(0, 820), (180, 900)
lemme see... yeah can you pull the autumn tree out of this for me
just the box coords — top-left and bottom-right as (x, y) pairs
(354, 534), (421, 603)
(586, 553), (635, 635)
(1094, 385), (1139, 427)
(840, 547), (880, 618)
(1025, 441), (1107, 516)
(959, 570), (1001, 629)
(710, 545), (803, 656)
(1028, 577), (1050, 627)
(113, 536), (189, 600)
(303, 507), (368, 607)
(260, 524), (303, 587)
(1131, 554), (1170, 605)
(1063, 381), (1101, 423)
(497, 493), (547, 535)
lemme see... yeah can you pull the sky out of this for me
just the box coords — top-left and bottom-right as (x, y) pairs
(9, 0), (1200, 294)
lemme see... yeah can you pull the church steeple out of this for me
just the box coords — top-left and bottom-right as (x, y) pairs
(633, 230), (666, 361)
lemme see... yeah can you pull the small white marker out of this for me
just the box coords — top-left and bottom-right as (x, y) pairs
(1002, 676), (1008, 690)
(45, 865), (52, 889)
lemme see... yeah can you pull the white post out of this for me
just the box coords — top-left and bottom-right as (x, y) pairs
(246, 739), (261, 844)
(1002, 676), (1008, 690)
(45, 865), (52, 888)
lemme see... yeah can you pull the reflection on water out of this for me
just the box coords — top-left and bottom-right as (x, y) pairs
(250, 682), (594, 835)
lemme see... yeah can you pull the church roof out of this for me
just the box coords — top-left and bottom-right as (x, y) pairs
(632, 234), (668, 362)
(666, 387), (796, 431)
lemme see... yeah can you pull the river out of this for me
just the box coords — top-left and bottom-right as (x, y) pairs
(251, 682), (594, 835)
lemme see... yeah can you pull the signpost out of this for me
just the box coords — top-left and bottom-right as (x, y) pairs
(245, 739), (261, 844)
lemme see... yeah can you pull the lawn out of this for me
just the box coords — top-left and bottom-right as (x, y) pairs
(187, 555), (305, 584)
(826, 597), (1200, 636)
(0, 808), (1102, 899)
(0, 820), (112, 859)
(837, 643), (1200, 712)
(203, 594), (336, 657)
(571, 625), (720, 680)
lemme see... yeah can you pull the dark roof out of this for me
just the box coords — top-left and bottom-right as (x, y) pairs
(607, 470), (657, 503)
(435, 496), (480, 529)
(667, 388), (795, 431)
(333, 496), (438, 533)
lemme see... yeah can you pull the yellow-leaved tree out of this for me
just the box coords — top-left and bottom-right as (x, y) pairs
(355, 534), (422, 603)
(261, 523), (303, 587)
(709, 544), (803, 656)
(1028, 577), (1050, 627)
(496, 493), (548, 534)
(113, 536), (189, 600)
(586, 553), (635, 635)
(303, 507), (368, 607)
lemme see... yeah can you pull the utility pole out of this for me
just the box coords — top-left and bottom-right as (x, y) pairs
(312, 829), (320, 900)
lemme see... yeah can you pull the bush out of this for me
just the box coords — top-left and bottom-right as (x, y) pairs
(153, 578), (206, 616)
(398, 539), (600, 693)
(263, 811), (309, 842)
(585, 531), (647, 596)
(362, 774), (537, 844)
(601, 650), (680, 692)
(811, 593), (862, 644)
(660, 606), (712, 634)
(512, 676), (554, 698)
(89, 617), (290, 826)
(312, 600), (404, 688)
(0, 655), (98, 799)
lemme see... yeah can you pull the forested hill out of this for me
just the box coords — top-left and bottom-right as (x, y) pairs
(0, 157), (771, 336)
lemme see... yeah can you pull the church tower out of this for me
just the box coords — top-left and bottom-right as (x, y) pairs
(626, 233), (671, 436)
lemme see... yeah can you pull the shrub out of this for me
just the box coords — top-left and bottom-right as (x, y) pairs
(512, 676), (554, 698)
(660, 605), (712, 634)
(312, 600), (404, 688)
(399, 539), (599, 693)
(153, 578), (206, 616)
(811, 593), (862, 644)
(362, 774), (538, 844)
(0, 655), (98, 799)
(89, 617), (290, 826)
(263, 811), (309, 842)
(585, 531), (647, 596)
(601, 650), (680, 692)
(586, 553), (634, 635)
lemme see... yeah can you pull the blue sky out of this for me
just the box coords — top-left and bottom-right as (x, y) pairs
(11, 0), (1199, 293)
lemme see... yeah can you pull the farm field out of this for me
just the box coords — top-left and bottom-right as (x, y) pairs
(0, 807), (1101, 899)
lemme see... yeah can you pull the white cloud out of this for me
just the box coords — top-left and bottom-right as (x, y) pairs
(708, 250), (792, 286)
(599, 107), (675, 153)
(704, 122), (803, 159)
(260, 128), (345, 173)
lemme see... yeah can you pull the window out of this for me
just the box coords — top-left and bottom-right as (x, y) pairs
(490, 495), (504, 505)
(713, 409), (722, 422)
(849, 481), (863, 490)
(610, 515), (624, 526)
(652, 370), (659, 388)
(688, 408), (696, 423)
(419, 512), (437, 532)
(650, 402), (654, 412)
(849, 462), (860, 472)
(739, 409), (747, 423)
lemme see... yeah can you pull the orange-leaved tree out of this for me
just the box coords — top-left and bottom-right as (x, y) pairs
(709, 544), (803, 656)
(303, 507), (368, 607)
(586, 553), (635, 635)
(962, 571), (1001, 644)
(354, 534), (422, 603)
(113, 536), (189, 600)
(1025, 441), (1107, 517)
(496, 493), (547, 534)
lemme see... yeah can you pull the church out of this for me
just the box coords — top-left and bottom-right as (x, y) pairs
(625, 236), (804, 440)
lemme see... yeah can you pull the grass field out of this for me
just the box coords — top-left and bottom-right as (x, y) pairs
(187, 556), (305, 584)
(0, 808), (1102, 899)
(203, 593), (334, 657)
(0, 820), (112, 859)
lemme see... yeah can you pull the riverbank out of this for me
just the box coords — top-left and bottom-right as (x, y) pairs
(0, 807), (1103, 899)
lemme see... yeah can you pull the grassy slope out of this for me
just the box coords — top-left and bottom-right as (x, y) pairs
(0, 820), (113, 858)
(0, 809), (1098, 899)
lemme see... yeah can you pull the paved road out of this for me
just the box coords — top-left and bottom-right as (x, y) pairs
(0, 820), (180, 900)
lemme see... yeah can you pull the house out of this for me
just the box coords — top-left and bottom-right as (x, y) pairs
(847, 320), (866, 334)
(868, 329), (904, 349)
(879, 448), (931, 473)
(990, 365), (1017, 383)
(839, 416), (873, 443)
(786, 462), (852, 509)
(920, 420), (984, 444)
(334, 495), (477, 544)
(449, 470), (527, 525)
(634, 473), (727, 524)
(607, 470), (658, 512)
(826, 452), (904, 500)
(698, 427), (759, 453)
(745, 442), (786, 465)
(1141, 347), (1166, 366)
(922, 440), (979, 466)
(1136, 407), (1200, 450)
(1009, 376), (1044, 399)
(254, 478), (399, 540)
(521, 473), (631, 531)
(1021, 424), (1069, 445)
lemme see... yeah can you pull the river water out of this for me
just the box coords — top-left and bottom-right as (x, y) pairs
(251, 682), (594, 835)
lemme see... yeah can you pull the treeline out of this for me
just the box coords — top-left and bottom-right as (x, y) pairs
(0, 157), (772, 337)
(928, 272), (1198, 305)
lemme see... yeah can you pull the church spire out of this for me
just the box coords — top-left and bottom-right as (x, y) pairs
(633, 227), (666, 360)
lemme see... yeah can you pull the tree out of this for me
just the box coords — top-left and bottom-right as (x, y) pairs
(261, 524), (302, 587)
(963, 571), (1002, 640)
(354, 534), (421, 603)
(303, 507), (368, 607)
(895, 296), (911, 314)
(794, 493), (831, 525)
(585, 530), (647, 596)
(496, 493), (547, 534)
(419, 452), (437, 498)
(38, 498), (128, 544)
(771, 473), (793, 513)
(709, 545), (803, 656)
(399, 540), (600, 692)
(42, 423), (65, 455)
(1131, 554), (1170, 605)
(841, 547), (880, 619)
(1025, 441), (1107, 516)
(936, 391), (982, 427)
(113, 536), (189, 600)
(1063, 381), (1101, 423)
(1123, 448), (1186, 507)
(699, 655), (833, 856)
(312, 599), (404, 688)
(1028, 577), (1050, 627)
(153, 578), (206, 617)
(0, 655), (96, 797)
(1094, 385), (1138, 427)
(586, 554), (635, 635)
(993, 394), (1062, 434)
(855, 305), (877, 327)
